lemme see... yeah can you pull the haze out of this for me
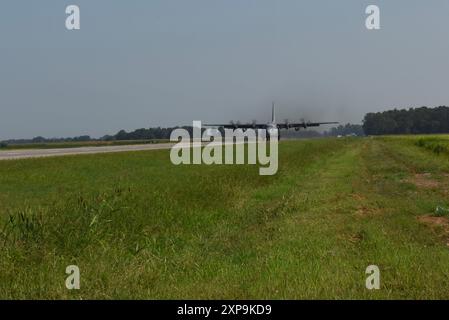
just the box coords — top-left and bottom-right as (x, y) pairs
(1, 0), (449, 139)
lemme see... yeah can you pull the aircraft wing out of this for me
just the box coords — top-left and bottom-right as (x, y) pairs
(277, 121), (338, 129)
(204, 123), (267, 129)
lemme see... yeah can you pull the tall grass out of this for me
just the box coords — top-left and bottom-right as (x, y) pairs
(415, 138), (448, 155)
(1, 136), (449, 299)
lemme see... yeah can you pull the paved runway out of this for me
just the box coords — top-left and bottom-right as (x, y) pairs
(0, 143), (180, 160)
(0, 140), (245, 160)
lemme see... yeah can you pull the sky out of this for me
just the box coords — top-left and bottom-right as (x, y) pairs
(1, 0), (449, 139)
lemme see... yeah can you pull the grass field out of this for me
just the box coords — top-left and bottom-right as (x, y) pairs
(1, 135), (449, 299)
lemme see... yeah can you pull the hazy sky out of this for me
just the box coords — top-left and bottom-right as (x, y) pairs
(1, 1), (449, 139)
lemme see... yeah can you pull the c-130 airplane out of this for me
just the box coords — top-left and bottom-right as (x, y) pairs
(205, 102), (338, 140)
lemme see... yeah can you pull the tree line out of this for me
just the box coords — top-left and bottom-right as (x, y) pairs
(5, 106), (449, 146)
(1, 124), (364, 147)
(363, 106), (449, 135)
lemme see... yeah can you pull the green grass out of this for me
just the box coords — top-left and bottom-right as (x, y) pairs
(1, 136), (449, 299)
(415, 137), (449, 155)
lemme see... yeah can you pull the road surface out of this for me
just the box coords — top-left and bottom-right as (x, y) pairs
(0, 143), (180, 160)
(0, 140), (246, 160)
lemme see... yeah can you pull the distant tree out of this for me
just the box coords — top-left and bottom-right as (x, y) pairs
(115, 130), (129, 140)
(72, 135), (91, 142)
(32, 136), (46, 143)
(101, 135), (115, 141)
(112, 127), (179, 140)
